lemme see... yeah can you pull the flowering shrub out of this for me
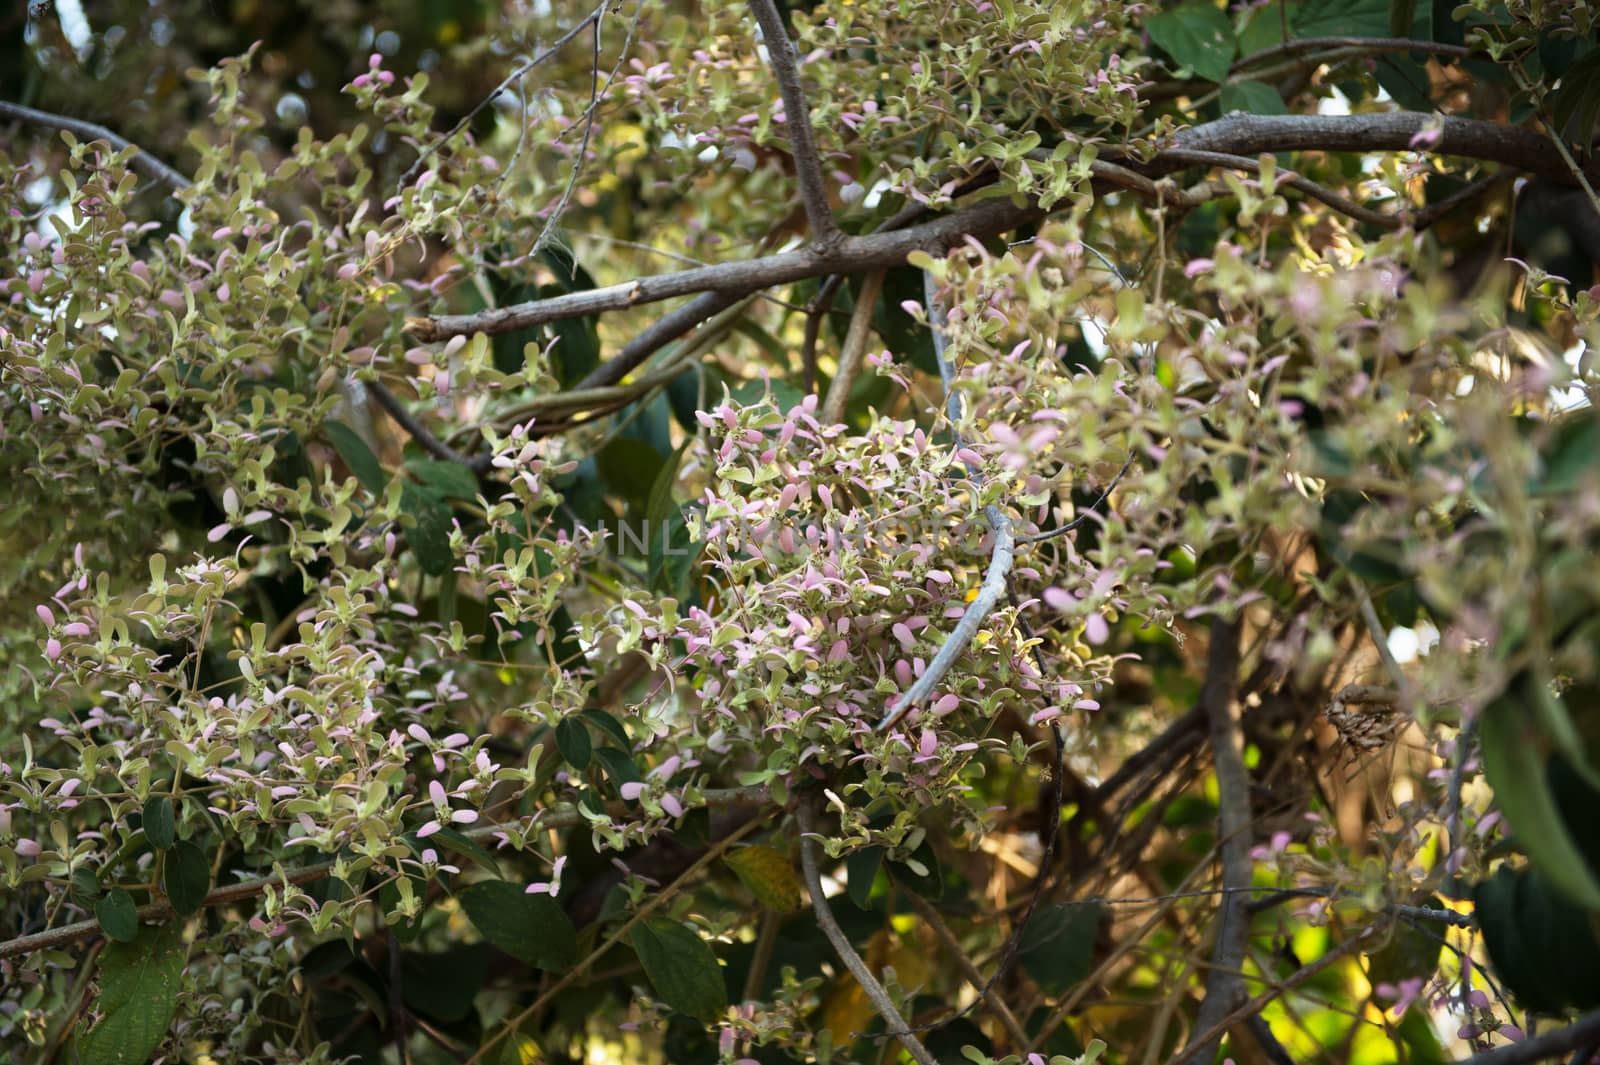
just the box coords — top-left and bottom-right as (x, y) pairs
(4, 0), (1600, 1063)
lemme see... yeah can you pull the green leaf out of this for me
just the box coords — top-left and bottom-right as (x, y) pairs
(1480, 696), (1600, 909)
(95, 888), (140, 943)
(1146, 2), (1237, 82)
(323, 419), (386, 495)
(459, 880), (579, 971)
(77, 922), (188, 1065)
(399, 482), (455, 576)
(593, 746), (642, 789)
(418, 825), (502, 877)
(1220, 80), (1287, 115)
(888, 839), (943, 900)
(1475, 865), (1600, 1014)
(846, 846), (884, 909)
(406, 458), (480, 501)
(1019, 903), (1102, 993)
(631, 917), (728, 1021)
(142, 795), (175, 851)
(724, 846), (804, 913)
(162, 840), (210, 915)
(647, 439), (695, 525)
(581, 708), (631, 749)
(556, 717), (593, 770)
(597, 437), (667, 518)
(1364, 895), (1445, 987)
(1295, 0), (1390, 38)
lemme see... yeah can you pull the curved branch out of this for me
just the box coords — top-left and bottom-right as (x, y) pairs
(0, 99), (191, 193)
(797, 802), (938, 1065)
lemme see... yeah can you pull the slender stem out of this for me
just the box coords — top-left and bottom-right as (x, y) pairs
(0, 99), (192, 193)
(399, 2), (608, 189)
(745, 0), (841, 245)
(368, 379), (485, 470)
(796, 802), (938, 1065)
(899, 889), (1032, 1051)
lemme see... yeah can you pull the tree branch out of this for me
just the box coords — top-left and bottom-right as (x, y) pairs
(406, 196), (1040, 342)
(1157, 113), (1591, 180)
(797, 801), (938, 1065)
(0, 99), (192, 193)
(745, 0), (841, 246)
(1186, 617), (1251, 1065)
(1156, 147), (1405, 229)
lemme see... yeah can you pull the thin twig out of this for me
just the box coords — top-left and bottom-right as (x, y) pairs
(1230, 36), (1470, 72)
(529, 9), (607, 258)
(819, 269), (885, 424)
(1016, 456), (1135, 543)
(368, 379), (486, 470)
(1170, 923), (1387, 1065)
(1186, 618), (1251, 1065)
(1157, 147), (1404, 229)
(745, 0), (840, 246)
(399, 3), (608, 190)
(796, 802), (938, 1065)
(0, 98), (192, 193)
(899, 836), (1033, 1051)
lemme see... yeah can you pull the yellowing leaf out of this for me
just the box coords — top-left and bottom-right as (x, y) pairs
(724, 845), (803, 913)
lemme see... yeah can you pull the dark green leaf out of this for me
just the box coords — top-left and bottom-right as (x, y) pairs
(581, 708), (631, 749)
(323, 419), (386, 495)
(887, 839), (943, 900)
(667, 369), (702, 433)
(593, 746), (642, 789)
(459, 880), (579, 971)
(647, 439), (694, 525)
(95, 888), (140, 943)
(596, 437), (667, 517)
(1475, 865), (1600, 1013)
(631, 917), (728, 1021)
(1295, 0), (1390, 38)
(1018, 903), (1102, 993)
(406, 458), (480, 501)
(846, 846), (884, 909)
(77, 922), (188, 1065)
(162, 840), (210, 915)
(71, 866), (102, 900)
(399, 482), (455, 576)
(1220, 80), (1286, 115)
(556, 717), (593, 770)
(1146, 1), (1237, 82)
(401, 944), (490, 1021)
(1480, 695), (1600, 909)
(420, 825), (502, 877)
(142, 795), (175, 851)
